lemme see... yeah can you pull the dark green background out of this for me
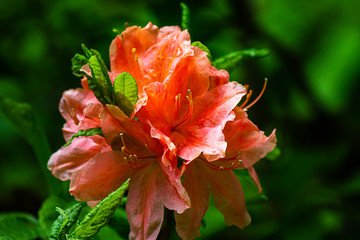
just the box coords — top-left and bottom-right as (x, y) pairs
(1, 0), (359, 239)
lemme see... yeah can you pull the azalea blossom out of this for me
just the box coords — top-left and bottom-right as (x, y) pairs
(48, 78), (110, 181)
(48, 21), (277, 240)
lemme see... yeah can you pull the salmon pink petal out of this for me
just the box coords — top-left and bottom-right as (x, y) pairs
(78, 103), (102, 130)
(127, 161), (189, 240)
(248, 167), (263, 193)
(224, 108), (277, 167)
(175, 81), (247, 161)
(48, 135), (106, 181)
(69, 151), (134, 202)
(158, 162), (191, 212)
(175, 161), (210, 240)
(164, 47), (211, 99)
(110, 22), (159, 75)
(207, 168), (251, 229)
(209, 67), (229, 89)
(240, 130), (277, 168)
(141, 30), (190, 85)
(157, 26), (182, 40)
(137, 82), (176, 132)
(100, 105), (162, 156)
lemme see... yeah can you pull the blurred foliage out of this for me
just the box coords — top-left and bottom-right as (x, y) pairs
(0, 0), (359, 239)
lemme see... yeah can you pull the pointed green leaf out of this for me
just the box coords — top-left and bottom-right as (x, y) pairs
(70, 179), (130, 239)
(192, 41), (212, 62)
(64, 127), (103, 147)
(113, 72), (138, 117)
(71, 54), (88, 77)
(213, 48), (270, 72)
(90, 49), (113, 99)
(265, 146), (281, 161)
(38, 196), (64, 237)
(0, 213), (44, 240)
(49, 204), (83, 240)
(88, 56), (113, 103)
(0, 96), (61, 196)
(180, 2), (190, 30)
(81, 44), (91, 59)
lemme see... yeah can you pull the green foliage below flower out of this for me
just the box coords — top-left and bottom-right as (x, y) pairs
(70, 179), (130, 239)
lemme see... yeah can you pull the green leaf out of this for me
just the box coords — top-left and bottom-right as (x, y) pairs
(191, 41), (212, 62)
(265, 146), (281, 161)
(88, 56), (113, 104)
(81, 44), (92, 59)
(0, 96), (61, 196)
(180, 2), (190, 30)
(71, 54), (88, 77)
(89, 49), (113, 100)
(64, 127), (103, 147)
(49, 204), (83, 240)
(0, 213), (44, 240)
(70, 179), (130, 239)
(213, 48), (270, 72)
(113, 72), (138, 117)
(233, 169), (267, 199)
(38, 196), (64, 237)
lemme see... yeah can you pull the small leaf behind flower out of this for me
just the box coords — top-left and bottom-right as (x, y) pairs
(180, 2), (190, 30)
(71, 54), (88, 77)
(192, 41), (213, 62)
(64, 127), (103, 147)
(233, 169), (268, 199)
(214, 48), (270, 73)
(113, 72), (138, 117)
(265, 146), (281, 161)
(70, 179), (130, 239)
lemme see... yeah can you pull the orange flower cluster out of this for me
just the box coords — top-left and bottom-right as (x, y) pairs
(48, 23), (276, 240)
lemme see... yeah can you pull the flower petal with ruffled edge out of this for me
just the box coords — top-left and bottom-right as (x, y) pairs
(127, 160), (190, 240)
(175, 160), (251, 240)
(223, 107), (276, 192)
(69, 151), (134, 201)
(48, 135), (108, 181)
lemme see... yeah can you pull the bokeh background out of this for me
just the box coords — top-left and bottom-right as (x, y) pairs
(1, 0), (359, 239)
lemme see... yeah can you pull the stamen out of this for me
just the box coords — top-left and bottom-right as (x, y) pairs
(244, 78), (268, 110)
(119, 133), (131, 155)
(175, 94), (181, 119)
(173, 89), (194, 128)
(185, 89), (193, 122)
(200, 155), (242, 171)
(239, 90), (253, 109)
(62, 99), (80, 125)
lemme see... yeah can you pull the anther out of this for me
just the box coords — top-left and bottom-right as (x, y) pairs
(62, 99), (80, 125)
(119, 133), (131, 155)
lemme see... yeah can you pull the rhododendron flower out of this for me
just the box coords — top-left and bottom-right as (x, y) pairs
(48, 79), (110, 181)
(48, 21), (277, 240)
(110, 22), (247, 167)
